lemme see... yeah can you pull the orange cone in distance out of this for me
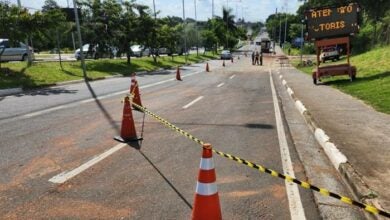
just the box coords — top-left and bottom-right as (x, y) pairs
(114, 96), (142, 143)
(206, 62), (210, 72)
(130, 78), (142, 109)
(191, 143), (222, 220)
(176, 66), (182, 81)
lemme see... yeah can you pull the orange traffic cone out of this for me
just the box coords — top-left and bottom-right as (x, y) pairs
(231, 57), (233, 63)
(206, 62), (210, 72)
(114, 96), (142, 143)
(130, 78), (142, 108)
(191, 143), (222, 220)
(176, 66), (182, 81)
(222, 60), (225, 67)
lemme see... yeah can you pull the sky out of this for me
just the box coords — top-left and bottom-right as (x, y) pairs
(5, 0), (303, 22)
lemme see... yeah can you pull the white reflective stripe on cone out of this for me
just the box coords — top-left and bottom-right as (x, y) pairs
(200, 158), (214, 170)
(196, 182), (218, 196)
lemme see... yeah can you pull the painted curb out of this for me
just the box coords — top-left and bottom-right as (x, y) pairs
(0, 88), (23, 97)
(275, 70), (385, 220)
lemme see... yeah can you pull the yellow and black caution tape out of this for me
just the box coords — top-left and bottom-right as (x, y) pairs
(132, 102), (204, 146)
(130, 100), (390, 218)
(212, 149), (390, 218)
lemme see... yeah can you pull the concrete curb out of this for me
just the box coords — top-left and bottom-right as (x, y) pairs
(0, 88), (23, 97)
(276, 72), (385, 220)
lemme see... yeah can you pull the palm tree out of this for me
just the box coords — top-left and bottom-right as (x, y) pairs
(222, 7), (236, 49)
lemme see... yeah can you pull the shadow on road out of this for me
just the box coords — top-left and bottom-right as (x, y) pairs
(144, 121), (274, 130)
(83, 78), (120, 133)
(138, 150), (193, 210)
(14, 88), (78, 97)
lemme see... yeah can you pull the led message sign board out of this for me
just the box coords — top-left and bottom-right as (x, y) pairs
(305, 3), (360, 40)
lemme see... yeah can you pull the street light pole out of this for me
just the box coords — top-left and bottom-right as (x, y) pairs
(194, 0), (199, 56)
(300, 19), (304, 66)
(284, 13), (287, 45)
(72, 0), (87, 78)
(16, 0), (32, 66)
(212, 0), (214, 18)
(182, 0), (188, 64)
(153, 0), (157, 20)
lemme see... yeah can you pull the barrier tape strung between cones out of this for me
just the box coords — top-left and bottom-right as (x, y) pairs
(128, 97), (390, 218)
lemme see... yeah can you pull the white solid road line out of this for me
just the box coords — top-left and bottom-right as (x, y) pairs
(49, 143), (128, 184)
(217, 83), (225, 88)
(183, 96), (204, 109)
(46, 70), (204, 184)
(229, 74), (236, 79)
(269, 70), (306, 220)
(20, 70), (203, 119)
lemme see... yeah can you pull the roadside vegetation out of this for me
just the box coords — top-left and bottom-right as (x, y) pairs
(0, 52), (218, 90)
(292, 45), (390, 114)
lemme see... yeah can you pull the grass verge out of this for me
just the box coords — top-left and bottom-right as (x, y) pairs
(292, 45), (390, 114)
(0, 52), (218, 90)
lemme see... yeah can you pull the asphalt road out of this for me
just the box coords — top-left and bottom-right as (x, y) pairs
(0, 45), (354, 219)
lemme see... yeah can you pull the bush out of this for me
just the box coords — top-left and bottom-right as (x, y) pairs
(302, 43), (315, 54)
(351, 21), (374, 54)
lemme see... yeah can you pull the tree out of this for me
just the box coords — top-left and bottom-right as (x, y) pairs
(201, 30), (218, 53)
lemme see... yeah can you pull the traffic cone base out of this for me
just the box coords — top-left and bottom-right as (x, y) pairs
(191, 144), (222, 220)
(114, 97), (142, 143)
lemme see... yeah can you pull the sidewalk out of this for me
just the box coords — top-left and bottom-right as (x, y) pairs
(274, 46), (390, 218)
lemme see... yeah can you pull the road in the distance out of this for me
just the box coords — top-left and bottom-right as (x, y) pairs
(0, 50), (321, 219)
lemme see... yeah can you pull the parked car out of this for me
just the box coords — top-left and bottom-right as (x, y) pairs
(0, 38), (34, 62)
(74, 44), (114, 60)
(158, 47), (170, 55)
(320, 46), (340, 63)
(220, 50), (232, 60)
(130, 45), (150, 57)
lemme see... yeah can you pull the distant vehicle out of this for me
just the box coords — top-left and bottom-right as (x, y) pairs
(292, 37), (304, 48)
(320, 46), (340, 63)
(220, 50), (232, 60)
(158, 47), (170, 55)
(130, 45), (150, 57)
(260, 38), (271, 53)
(0, 39), (34, 62)
(75, 44), (114, 60)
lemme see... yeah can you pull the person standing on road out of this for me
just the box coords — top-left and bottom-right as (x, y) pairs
(260, 51), (263, 66)
(255, 51), (260, 65)
(251, 51), (255, 65)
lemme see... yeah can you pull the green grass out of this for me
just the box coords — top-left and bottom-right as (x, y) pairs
(0, 52), (218, 90)
(292, 45), (390, 114)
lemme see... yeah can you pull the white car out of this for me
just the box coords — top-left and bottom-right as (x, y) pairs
(130, 45), (150, 57)
(320, 46), (340, 63)
(0, 39), (34, 62)
(220, 50), (232, 60)
(75, 44), (114, 60)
